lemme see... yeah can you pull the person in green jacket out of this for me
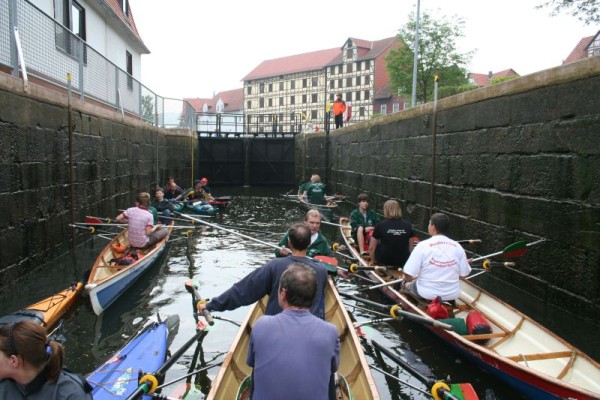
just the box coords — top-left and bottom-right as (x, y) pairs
(303, 175), (327, 205)
(275, 209), (331, 258)
(350, 193), (381, 255)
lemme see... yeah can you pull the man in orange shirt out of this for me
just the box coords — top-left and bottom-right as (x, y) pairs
(333, 94), (346, 129)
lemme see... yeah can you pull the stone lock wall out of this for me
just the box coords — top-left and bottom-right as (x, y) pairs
(0, 73), (196, 287)
(297, 57), (600, 319)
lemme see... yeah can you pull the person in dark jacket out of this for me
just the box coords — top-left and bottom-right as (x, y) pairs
(151, 187), (175, 224)
(0, 321), (93, 399)
(369, 199), (415, 267)
(350, 193), (380, 255)
(197, 224), (329, 319)
(164, 176), (183, 200)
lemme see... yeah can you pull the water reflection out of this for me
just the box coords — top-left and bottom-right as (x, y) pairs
(0, 186), (597, 400)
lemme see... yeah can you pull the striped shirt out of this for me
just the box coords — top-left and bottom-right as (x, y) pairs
(123, 206), (154, 247)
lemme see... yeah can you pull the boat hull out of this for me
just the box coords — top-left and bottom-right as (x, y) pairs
(339, 217), (600, 400)
(87, 319), (169, 400)
(0, 282), (83, 331)
(85, 223), (173, 315)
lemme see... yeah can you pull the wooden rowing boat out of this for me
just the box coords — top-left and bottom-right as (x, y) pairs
(339, 217), (600, 400)
(0, 282), (83, 331)
(206, 277), (380, 399)
(85, 221), (174, 315)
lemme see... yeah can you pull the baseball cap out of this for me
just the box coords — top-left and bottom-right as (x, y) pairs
(200, 177), (208, 183)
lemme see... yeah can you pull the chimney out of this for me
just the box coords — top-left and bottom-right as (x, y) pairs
(488, 71), (493, 79)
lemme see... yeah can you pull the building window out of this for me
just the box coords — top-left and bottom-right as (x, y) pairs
(311, 93), (318, 103)
(346, 48), (353, 59)
(312, 77), (318, 86)
(364, 90), (370, 100)
(247, 100), (251, 109)
(393, 103), (400, 113)
(311, 110), (318, 119)
(589, 37), (600, 56)
(356, 62), (361, 71)
(126, 51), (133, 89)
(291, 80), (296, 89)
(347, 63), (353, 73)
(355, 91), (361, 101)
(268, 83), (273, 92)
(364, 75), (370, 85)
(330, 80), (334, 89)
(56, 0), (86, 60)
(302, 94), (307, 104)
(268, 98), (273, 107)
(302, 78), (308, 88)
(247, 86), (252, 95)
(290, 95), (295, 105)
(259, 98), (264, 108)
(259, 83), (265, 93)
(346, 77), (352, 87)
(118, 0), (128, 16)
(338, 79), (342, 89)
(279, 82), (284, 91)
(279, 97), (283, 106)
(381, 104), (387, 115)
(359, 107), (365, 117)
(346, 92), (352, 101)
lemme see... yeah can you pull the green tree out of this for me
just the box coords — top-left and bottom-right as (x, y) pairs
(386, 11), (475, 104)
(536, 0), (599, 25)
(141, 94), (155, 123)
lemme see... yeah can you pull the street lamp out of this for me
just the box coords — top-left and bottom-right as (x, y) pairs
(411, 0), (421, 108)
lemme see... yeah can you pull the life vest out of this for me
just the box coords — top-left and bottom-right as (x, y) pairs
(333, 100), (346, 116)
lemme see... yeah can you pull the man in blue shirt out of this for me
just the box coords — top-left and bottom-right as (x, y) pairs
(248, 263), (339, 400)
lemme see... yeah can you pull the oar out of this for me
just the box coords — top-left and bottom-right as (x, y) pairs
(344, 263), (388, 274)
(184, 279), (214, 326)
(320, 220), (347, 228)
(358, 277), (403, 292)
(456, 239), (482, 244)
(369, 365), (435, 398)
(177, 212), (281, 251)
(338, 292), (453, 331)
(371, 340), (463, 400)
(125, 325), (207, 400)
(74, 222), (199, 230)
(471, 238), (545, 262)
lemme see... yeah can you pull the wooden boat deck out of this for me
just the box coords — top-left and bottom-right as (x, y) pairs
(206, 278), (379, 400)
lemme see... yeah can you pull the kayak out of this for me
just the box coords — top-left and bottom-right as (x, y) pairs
(172, 201), (219, 216)
(0, 282), (83, 331)
(87, 315), (177, 399)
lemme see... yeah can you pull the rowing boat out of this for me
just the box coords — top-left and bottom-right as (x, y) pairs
(339, 217), (600, 400)
(206, 277), (380, 399)
(87, 314), (177, 399)
(85, 221), (174, 315)
(0, 282), (83, 331)
(298, 196), (338, 213)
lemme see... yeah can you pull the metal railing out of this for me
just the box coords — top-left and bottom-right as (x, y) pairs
(0, 0), (196, 130)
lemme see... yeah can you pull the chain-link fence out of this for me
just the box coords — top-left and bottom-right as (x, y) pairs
(0, 0), (196, 130)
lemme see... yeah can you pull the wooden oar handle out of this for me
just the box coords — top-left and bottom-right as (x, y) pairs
(184, 280), (214, 326)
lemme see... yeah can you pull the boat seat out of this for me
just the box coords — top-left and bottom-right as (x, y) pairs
(506, 350), (575, 363)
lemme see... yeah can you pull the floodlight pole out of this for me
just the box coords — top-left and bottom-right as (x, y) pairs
(411, 0), (421, 107)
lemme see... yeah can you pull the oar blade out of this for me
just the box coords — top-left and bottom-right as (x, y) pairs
(85, 216), (104, 224)
(502, 240), (527, 258)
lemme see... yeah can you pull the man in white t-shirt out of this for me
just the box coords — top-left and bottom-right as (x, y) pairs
(402, 213), (471, 302)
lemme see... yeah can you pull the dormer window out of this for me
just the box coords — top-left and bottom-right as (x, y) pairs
(346, 48), (353, 59)
(216, 99), (224, 113)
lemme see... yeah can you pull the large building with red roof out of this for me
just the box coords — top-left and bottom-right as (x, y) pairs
(241, 37), (402, 133)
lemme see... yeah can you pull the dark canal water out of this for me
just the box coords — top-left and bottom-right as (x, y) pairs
(1, 186), (598, 399)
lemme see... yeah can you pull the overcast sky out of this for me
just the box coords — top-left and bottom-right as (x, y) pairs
(128, 0), (596, 100)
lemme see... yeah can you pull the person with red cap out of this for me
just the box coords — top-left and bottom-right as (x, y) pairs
(176, 178), (214, 202)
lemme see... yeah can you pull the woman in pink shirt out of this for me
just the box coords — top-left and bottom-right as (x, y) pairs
(115, 192), (168, 248)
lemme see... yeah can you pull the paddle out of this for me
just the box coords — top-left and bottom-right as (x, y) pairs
(75, 222), (199, 230)
(320, 220), (347, 228)
(371, 340), (464, 400)
(456, 239), (482, 244)
(357, 277), (404, 292)
(345, 263), (388, 274)
(471, 238), (545, 262)
(338, 292), (453, 331)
